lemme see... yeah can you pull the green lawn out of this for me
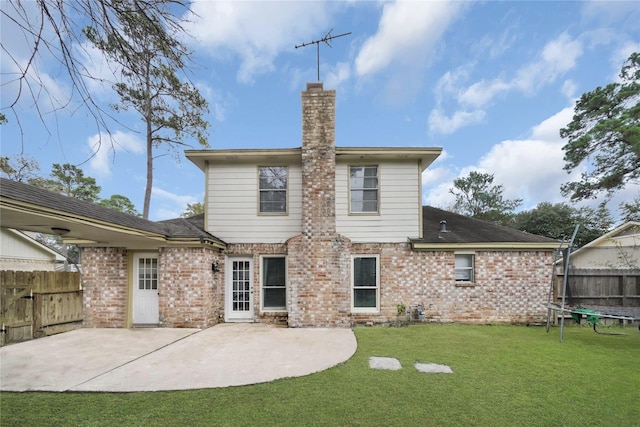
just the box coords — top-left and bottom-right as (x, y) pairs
(1, 324), (639, 426)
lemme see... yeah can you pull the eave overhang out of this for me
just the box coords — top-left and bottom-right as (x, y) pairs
(185, 147), (443, 172)
(410, 241), (561, 251)
(186, 148), (302, 171)
(1, 198), (166, 242)
(336, 147), (442, 171)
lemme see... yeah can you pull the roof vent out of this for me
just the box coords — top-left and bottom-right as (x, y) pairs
(439, 220), (448, 233)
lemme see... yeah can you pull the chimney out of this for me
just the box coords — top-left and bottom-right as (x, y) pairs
(288, 83), (350, 327)
(301, 82), (336, 236)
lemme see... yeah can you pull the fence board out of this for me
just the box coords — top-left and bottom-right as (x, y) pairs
(553, 268), (640, 326)
(1, 271), (82, 346)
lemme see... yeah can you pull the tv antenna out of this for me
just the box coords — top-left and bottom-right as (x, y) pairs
(295, 29), (351, 82)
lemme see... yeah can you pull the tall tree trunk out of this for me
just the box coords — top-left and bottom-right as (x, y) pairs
(143, 123), (153, 220)
(142, 60), (153, 220)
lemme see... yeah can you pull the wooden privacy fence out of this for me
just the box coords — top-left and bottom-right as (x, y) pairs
(553, 268), (640, 325)
(0, 271), (83, 346)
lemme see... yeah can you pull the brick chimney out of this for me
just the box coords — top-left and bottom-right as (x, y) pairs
(287, 83), (351, 327)
(301, 82), (336, 236)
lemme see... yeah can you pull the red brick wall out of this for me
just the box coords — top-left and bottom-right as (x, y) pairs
(287, 234), (352, 327)
(82, 247), (128, 328)
(158, 246), (223, 328)
(349, 243), (553, 324)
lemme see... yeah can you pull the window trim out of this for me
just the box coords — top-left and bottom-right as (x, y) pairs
(260, 255), (287, 312)
(257, 165), (289, 215)
(348, 164), (380, 215)
(351, 254), (380, 313)
(454, 252), (475, 285)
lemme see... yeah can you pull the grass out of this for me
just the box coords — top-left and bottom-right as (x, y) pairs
(1, 324), (639, 426)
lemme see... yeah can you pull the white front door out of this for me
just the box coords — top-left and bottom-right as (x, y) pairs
(133, 253), (159, 324)
(225, 257), (254, 322)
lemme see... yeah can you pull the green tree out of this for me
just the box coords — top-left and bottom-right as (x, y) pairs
(619, 197), (640, 223)
(512, 202), (612, 247)
(84, 2), (209, 219)
(98, 194), (140, 216)
(48, 163), (101, 202)
(450, 171), (522, 224)
(560, 52), (640, 202)
(181, 201), (204, 217)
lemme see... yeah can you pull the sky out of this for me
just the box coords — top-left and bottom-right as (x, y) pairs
(1, 1), (639, 223)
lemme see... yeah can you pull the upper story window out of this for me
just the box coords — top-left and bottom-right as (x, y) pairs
(259, 166), (287, 214)
(455, 253), (474, 283)
(350, 165), (378, 213)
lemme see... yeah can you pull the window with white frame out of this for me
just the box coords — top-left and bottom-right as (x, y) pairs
(262, 256), (286, 310)
(352, 255), (379, 311)
(455, 253), (474, 283)
(137, 257), (158, 290)
(259, 166), (287, 214)
(349, 165), (378, 213)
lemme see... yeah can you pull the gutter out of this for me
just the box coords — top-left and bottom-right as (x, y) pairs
(410, 241), (562, 251)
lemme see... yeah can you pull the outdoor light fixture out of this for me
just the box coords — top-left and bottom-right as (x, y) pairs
(212, 261), (220, 272)
(51, 227), (70, 236)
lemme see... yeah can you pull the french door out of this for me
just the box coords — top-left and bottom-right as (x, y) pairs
(225, 257), (254, 321)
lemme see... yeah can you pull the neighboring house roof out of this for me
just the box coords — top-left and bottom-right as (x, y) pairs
(570, 221), (640, 255)
(411, 206), (560, 250)
(0, 178), (224, 250)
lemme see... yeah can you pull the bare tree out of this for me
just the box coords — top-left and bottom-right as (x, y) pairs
(1, 0), (209, 219)
(1, 0), (194, 149)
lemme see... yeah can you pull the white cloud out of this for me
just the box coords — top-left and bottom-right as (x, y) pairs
(355, 1), (463, 77)
(87, 131), (144, 177)
(581, 0), (640, 24)
(514, 33), (583, 94)
(459, 78), (511, 108)
(187, 1), (336, 83)
(424, 107), (582, 210)
(152, 186), (197, 205)
(433, 64), (475, 104)
(428, 108), (486, 135)
(324, 62), (351, 91)
(561, 80), (577, 99)
(151, 187), (200, 220)
(430, 33), (583, 135)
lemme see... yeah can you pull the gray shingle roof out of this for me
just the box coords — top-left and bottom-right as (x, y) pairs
(156, 214), (215, 241)
(416, 206), (558, 244)
(0, 178), (223, 244)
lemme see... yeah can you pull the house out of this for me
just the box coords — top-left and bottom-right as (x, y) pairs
(0, 228), (66, 271)
(0, 83), (559, 328)
(566, 221), (639, 269)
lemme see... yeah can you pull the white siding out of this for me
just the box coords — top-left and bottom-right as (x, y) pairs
(206, 163), (302, 243)
(336, 161), (421, 242)
(0, 228), (60, 271)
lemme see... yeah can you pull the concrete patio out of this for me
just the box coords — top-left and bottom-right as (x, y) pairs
(0, 323), (357, 392)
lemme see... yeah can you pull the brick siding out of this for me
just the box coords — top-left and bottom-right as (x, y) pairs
(82, 247), (128, 328)
(158, 247), (222, 328)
